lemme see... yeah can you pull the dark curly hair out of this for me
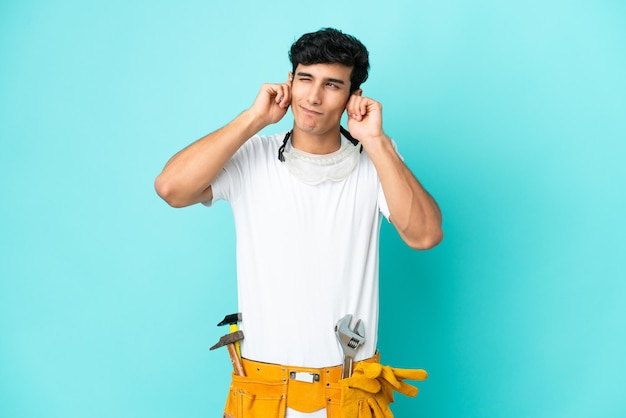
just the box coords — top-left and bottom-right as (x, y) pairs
(289, 28), (370, 94)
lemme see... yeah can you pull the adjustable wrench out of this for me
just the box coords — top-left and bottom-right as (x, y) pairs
(335, 314), (366, 378)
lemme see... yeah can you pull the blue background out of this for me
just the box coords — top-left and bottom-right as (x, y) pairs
(1, 1), (625, 417)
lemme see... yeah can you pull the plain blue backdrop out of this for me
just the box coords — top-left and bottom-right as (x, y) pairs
(1, 1), (625, 417)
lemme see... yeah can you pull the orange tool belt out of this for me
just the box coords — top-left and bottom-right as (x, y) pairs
(223, 352), (381, 418)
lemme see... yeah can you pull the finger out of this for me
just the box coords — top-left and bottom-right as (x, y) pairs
(277, 83), (291, 108)
(271, 84), (285, 107)
(346, 96), (363, 121)
(282, 83), (292, 107)
(346, 95), (360, 112)
(273, 84), (284, 104)
(357, 97), (369, 117)
(262, 83), (280, 104)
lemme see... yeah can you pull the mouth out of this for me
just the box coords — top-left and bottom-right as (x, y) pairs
(300, 105), (322, 116)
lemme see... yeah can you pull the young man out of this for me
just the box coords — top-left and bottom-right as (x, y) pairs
(155, 28), (442, 418)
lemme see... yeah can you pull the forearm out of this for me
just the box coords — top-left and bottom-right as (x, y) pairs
(155, 110), (266, 207)
(367, 137), (443, 249)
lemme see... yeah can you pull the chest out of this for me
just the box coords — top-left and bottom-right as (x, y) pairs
(233, 157), (381, 239)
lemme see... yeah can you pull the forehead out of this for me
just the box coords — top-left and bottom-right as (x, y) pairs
(294, 63), (353, 82)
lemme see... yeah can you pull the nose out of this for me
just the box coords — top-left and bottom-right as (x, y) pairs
(306, 83), (322, 105)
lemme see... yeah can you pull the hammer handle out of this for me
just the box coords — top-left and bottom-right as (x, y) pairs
(227, 344), (245, 376)
(230, 324), (241, 358)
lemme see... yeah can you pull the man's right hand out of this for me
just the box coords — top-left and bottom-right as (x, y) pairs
(155, 80), (292, 208)
(249, 82), (292, 127)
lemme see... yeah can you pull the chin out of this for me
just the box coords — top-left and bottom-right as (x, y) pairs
(294, 118), (339, 136)
(293, 118), (318, 134)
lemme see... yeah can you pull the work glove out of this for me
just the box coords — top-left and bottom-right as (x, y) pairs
(339, 362), (428, 418)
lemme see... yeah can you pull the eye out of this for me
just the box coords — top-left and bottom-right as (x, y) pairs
(326, 82), (339, 89)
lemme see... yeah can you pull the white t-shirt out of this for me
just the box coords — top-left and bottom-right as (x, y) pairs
(207, 131), (390, 369)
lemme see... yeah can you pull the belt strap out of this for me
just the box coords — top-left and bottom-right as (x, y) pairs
(240, 353), (380, 413)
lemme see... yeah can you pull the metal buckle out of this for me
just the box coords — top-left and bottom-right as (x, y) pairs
(289, 371), (320, 383)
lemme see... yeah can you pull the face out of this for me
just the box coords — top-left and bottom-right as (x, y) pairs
(289, 63), (360, 138)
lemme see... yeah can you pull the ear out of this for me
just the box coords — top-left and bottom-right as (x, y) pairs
(288, 72), (293, 83)
(352, 89), (363, 97)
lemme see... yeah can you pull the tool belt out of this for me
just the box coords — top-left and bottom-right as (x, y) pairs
(222, 352), (427, 418)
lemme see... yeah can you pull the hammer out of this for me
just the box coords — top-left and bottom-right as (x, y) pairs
(210, 330), (245, 376)
(217, 313), (242, 358)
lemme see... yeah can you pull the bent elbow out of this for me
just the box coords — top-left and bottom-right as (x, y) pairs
(154, 173), (212, 208)
(154, 175), (186, 208)
(406, 228), (444, 250)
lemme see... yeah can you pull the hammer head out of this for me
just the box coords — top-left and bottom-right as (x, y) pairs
(210, 330), (244, 350)
(217, 313), (242, 327)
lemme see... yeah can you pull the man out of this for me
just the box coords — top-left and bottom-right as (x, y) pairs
(155, 28), (442, 418)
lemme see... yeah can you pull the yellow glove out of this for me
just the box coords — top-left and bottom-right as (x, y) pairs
(339, 362), (428, 418)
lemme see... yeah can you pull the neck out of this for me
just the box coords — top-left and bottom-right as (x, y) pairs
(290, 126), (342, 155)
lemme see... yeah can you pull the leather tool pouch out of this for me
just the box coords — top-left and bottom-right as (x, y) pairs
(223, 372), (287, 418)
(324, 382), (343, 418)
(222, 353), (386, 418)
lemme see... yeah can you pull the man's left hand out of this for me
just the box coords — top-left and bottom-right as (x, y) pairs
(345, 95), (386, 148)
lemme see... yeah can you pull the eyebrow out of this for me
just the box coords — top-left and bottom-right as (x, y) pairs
(296, 71), (346, 85)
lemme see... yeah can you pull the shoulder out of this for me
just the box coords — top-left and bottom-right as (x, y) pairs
(244, 131), (288, 151)
(232, 130), (290, 166)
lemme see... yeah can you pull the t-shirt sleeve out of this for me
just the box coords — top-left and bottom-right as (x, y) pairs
(202, 136), (257, 207)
